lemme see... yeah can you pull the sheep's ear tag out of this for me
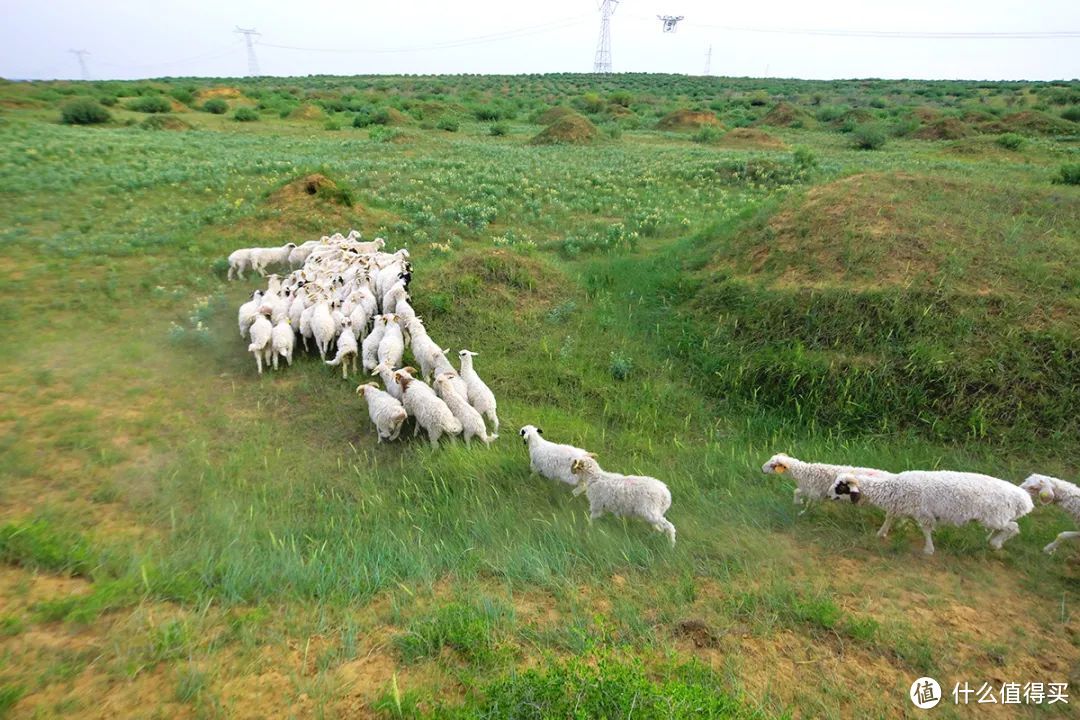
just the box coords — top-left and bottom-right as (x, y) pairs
(1039, 490), (1053, 504)
(775, 464), (787, 474)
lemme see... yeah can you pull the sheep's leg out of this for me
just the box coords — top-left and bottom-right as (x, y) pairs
(429, 429), (441, 450)
(413, 420), (422, 437)
(341, 360), (348, 379)
(227, 265), (235, 281)
(916, 519), (935, 555)
(650, 516), (677, 546)
(989, 522), (1020, 550)
(876, 513), (897, 539)
(1044, 531), (1080, 555)
(254, 352), (263, 375)
(272, 352), (279, 371)
(286, 350), (293, 366)
(490, 412), (499, 435)
(463, 432), (472, 447)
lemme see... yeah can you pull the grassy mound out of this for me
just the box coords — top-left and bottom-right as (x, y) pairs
(994, 110), (1077, 136)
(656, 109), (721, 131)
(268, 173), (353, 208)
(912, 117), (975, 140)
(530, 113), (597, 145)
(534, 106), (576, 125)
(718, 128), (788, 150)
(757, 102), (816, 128)
(140, 115), (192, 131)
(288, 103), (325, 121)
(197, 87), (243, 100)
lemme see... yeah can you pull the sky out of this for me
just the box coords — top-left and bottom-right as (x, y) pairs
(2, 0), (1078, 81)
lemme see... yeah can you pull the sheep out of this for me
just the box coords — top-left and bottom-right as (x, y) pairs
(288, 239), (323, 267)
(829, 471), (1034, 555)
(428, 348), (469, 400)
(377, 315), (405, 368)
(569, 456), (676, 546)
(325, 318), (359, 378)
(238, 290), (264, 338)
(355, 382), (408, 442)
(310, 301), (336, 361)
(382, 280), (409, 315)
(372, 361), (414, 401)
(457, 350), (498, 434)
(405, 319), (441, 380)
(396, 371), (462, 449)
(518, 425), (592, 486)
(1020, 474), (1080, 555)
(227, 248), (254, 280)
(762, 453), (887, 514)
(247, 311), (273, 375)
(362, 315), (389, 373)
(434, 373), (497, 446)
(352, 237), (386, 254)
(271, 317), (294, 370)
(251, 243), (298, 276)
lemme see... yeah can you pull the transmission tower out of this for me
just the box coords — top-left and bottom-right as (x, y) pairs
(234, 26), (261, 76)
(69, 49), (90, 80)
(657, 16), (685, 33)
(593, 0), (619, 73)
(704, 43), (712, 75)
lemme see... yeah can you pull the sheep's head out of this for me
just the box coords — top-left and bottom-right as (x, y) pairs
(286, 242), (297, 249)
(1020, 474), (1056, 505)
(519, 425), (543, 445)
(830, 474), (862, 504)
(355, 382), (378, 395)
(347, 229), (361, 240)
(762, 453), (793, 475)
(459, 349), (478, 359)
(570, 454), (600, 479)
(374, 237), (386, 248)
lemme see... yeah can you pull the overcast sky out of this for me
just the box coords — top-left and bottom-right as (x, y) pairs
(3, 0), (1078, 81)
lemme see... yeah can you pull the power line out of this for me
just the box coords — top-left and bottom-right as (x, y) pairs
(688, 21), (1080, 39)
(68, 49), (90, 80)
(593, 0), (619, 73)
(94, 42), (244, 73)
(235, 26), (261, 76)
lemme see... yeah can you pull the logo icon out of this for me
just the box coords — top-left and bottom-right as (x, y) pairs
(910, 677), (942, 709)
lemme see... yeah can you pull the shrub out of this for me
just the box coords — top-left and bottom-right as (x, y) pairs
(488, 122), (508, 136)
(1053, 163), (1080, 186)
(609, 351), (633, 380)
(98, 95), (117, 107)
(60, 99), (111, 125)
(234, 107), (259, 122)
(793, 146), (818, 170)
(692, 125), (722, 144)
(436, 116), (460, 132)
(125, 95), (172, 113)
(1062, 106), (1080, 123)
(996, 133), (1025, 150)
(168, 87), (194, 106)
(851, 123), (887, 150)
(202, 98), (228, 114)
(352, 106), (391, 128)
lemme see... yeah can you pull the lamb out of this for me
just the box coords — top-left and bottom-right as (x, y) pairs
(238, 290), (264, 338)
(1020, 474), (1080, 555)
(325, 318), (359, 378)
(570, 456), (676, 546)
(377, 315), (405, 368)
(518, 425), (592, 486)
(227, 248), (254, 281)
(762, 453), (887, 514)
(434, 373), (497, 446)
(247, 311), (273, 375)
(829, 471), (1034, 555)
(250, 243), (298, 277)
(310, 301), (336, 361)
(457, 349), (498, 434)
(355, 382), (408, 442)
(396, 372), (462, 449)
(362, 315), (389, 373)
(270, 317), (294, 370)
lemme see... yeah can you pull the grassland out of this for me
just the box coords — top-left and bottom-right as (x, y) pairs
(0, 73), (1078, 718)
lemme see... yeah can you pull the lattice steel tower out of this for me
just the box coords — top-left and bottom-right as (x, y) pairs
(235, 27), (261, 77)
(593, 0), (619, 73)
(69, 49), (90, 80)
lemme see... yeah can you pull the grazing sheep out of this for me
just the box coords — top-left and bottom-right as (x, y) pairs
(247, 311), (273, 375)
(434, 373), (497, 446)
(829, 471), (1034, 555)
(519, 425), (592, 485)
(238, 290), (264, 338)
(1020, 474), (1080, 555)
(362, 315), (389, 373)
(457, 349), (499, 434)
(310, 301), (336, 361)
(228, 248), (254, 281)
(325, 318), (359, 378)
(570, 456), (676, 546)
(271, 317), (294, 370)
(396, 372), (462, 449)
(377, 314), (405, 368)
(762, 453), (887, 514)
(356, 382), (408, 442)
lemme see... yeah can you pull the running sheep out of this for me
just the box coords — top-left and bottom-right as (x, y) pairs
(434, 372), (497, 446)
(519, 425), (592, 486)
(829, 470), (1034, 555)
(762, 453), (887, 514)
(1020, 474), (1080, 555)
(570, 455), (676, 546)
(458, 349), (499, 434)
(356, 382), (408, 442)
(396, 371), (462, 449)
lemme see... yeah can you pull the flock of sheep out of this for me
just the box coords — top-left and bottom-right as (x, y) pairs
(226, 234), (1077, 556)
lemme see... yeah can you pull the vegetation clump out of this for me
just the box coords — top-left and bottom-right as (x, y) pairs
(59, 98), (111, 125)
(529, 113), (597, 145)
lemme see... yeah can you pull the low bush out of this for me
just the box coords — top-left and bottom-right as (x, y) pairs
(202, 98), (228, 114)
(851, 123), (887, 150)
(125, 95), (172, 113)
(234, 107), (259, 122)
(1054, 163), (1080, 186)
(60, 99), (111, 125)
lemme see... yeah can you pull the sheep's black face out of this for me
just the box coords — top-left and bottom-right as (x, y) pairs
(833, 480), (851, 498)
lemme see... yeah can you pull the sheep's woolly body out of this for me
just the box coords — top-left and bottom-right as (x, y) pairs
(271, 318), (294, 370)
(435, 374), (496, 446)
(430, 350), (469, 400)
(571, 456), (676, 546)
(519, 425), (591, 485)
(228, 248), (253, 281)
(362, 316), (388, 372)
(247, 314), (273, 375)
(458, 350), (499, 434)
(310, 302), (336, 361)
(325, 321), (358, 378)
(357, 384), (407, 442)
(399, 376), (462, 449)
(238, 291), (264, 338)
(834, 471), (1033, 555)
(377, 317), (405, 368)
(762, 453), (885, 511)
(251, 244), (297, 276)
(1020, 474), (1080, 554)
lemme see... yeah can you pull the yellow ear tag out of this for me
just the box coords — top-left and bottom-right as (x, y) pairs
(775, 464), (787, 474)
(1040, 490), (1053, 503)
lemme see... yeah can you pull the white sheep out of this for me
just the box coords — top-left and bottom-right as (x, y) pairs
(352, 237), (386, 254)
(428, 348), (469, 400)
(356, 382), (408, 442)
(377, 314), (405, 368)
(227, 248), (254, 281)
(570, 456), (676, 546)
(247, 311), (273, 375)
(325, 318), (359, 378)
(434, 373), (497, 446)
(457, 349), (498, 434)
(762, 453), (887, 514)
(372, 361), (414, 401)
(310, 301), (336, 361)
(396, 371), (462, 449)
(1020, 474), (1080, 555)
(518, 425), (592, 485)
(829, 471), (1034, 555)
(362, 315), (389, 373)
(251, 243), (298, 276)
(238, 290), (264, 338)
(271, 317), (294, 370)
